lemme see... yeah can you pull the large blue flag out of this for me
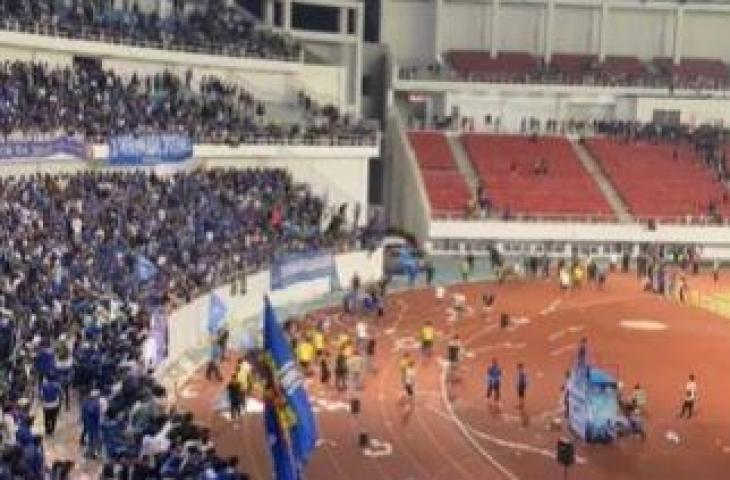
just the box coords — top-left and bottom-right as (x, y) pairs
(135, 255), (158, 282)
(265, 403), (299, 480)
(207, 293), (228, 334)
(263, 296), (318, 478)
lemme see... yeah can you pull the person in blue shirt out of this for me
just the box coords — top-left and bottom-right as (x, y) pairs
(40, 375), (62, 435)
(486, 358), (502, 403)
(35, 341), (55, 385)
(516, 363), (528, 410)
(21, 435), (45, 479)
(81, 390), (101, 459)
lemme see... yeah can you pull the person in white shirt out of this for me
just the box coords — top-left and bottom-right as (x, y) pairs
(1, 406), (17, 447)
(679, 374), (698, 419)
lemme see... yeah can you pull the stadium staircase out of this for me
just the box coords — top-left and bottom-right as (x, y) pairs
(569, 138), (633, 222)
(446, 133), (480, 194)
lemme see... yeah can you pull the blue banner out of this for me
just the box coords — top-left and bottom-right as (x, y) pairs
(108, 133), (192, 165)
(263, 297), (318, 477)
(207, 292), (228, 334)
(271, 251), (335, 291)
(567, 351), (620, 443)
(0, 137), (87, 160)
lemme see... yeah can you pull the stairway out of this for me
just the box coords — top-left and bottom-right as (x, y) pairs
(446, 133), (480, 194)
(569, 138), (633, 222)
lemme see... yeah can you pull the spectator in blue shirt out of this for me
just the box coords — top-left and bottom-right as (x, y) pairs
(40, 375), (61, 436)
(81, 390), (101, 459)
(486, 358), (502, 403)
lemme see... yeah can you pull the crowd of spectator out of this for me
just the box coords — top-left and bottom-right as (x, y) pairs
(0, 60), (377, 144)
(0, 0), (300, 61)
(0, 168), (380, 478)
(593, 120), (729, 182)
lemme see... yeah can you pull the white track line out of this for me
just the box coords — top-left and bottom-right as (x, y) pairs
(549, 344), (576, 357)
(439, 366), (520, 480)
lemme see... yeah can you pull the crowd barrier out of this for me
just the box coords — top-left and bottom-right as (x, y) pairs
(160, 247), (384, 379)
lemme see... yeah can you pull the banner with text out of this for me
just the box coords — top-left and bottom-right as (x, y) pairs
(108, 133), (193, 165)
(0, 137), (87, 161)
(270, 251), (335, 291)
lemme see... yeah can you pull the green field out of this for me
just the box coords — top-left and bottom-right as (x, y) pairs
(698, 292), (730, 319)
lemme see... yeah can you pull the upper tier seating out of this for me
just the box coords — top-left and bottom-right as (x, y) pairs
(0, 60), (375, 144)
(461, 134), (614, 218)
(0, 0), (301, 60)
(586, 138), (730, 219)
(654, 57), (730, 87)
(407, 131), (472, 214)
(427, 50), (730, 88)
(446, 50), (539, 81)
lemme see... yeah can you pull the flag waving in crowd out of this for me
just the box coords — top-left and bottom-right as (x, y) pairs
(207, 292), (229, 334)
(262, 296), (318, 480)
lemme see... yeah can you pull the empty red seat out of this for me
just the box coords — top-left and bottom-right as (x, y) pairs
(461, 134), (613, 218)
(585, 138), (730, 219)
(407, 131), (472, 216)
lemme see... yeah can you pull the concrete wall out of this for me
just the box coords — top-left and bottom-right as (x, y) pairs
(381, 0), (730, 63)
(385, 111), (431, 239)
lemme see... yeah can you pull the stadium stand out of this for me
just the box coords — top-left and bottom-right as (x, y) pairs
(461, 134), (614, 218)
(0, 0), (300, 60)
(585, 138), (730, 220)
(407, 131), (472, 214)
(0, 168), (378, 478)
(0, 60), (376, 144)
(403, 50), (730, 89)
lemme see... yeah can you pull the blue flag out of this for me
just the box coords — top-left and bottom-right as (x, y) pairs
(263, 296), (318, 477)
(207, 293), (228, 334)
(135, 255), (158, 282)
(265, 404), (299, 480)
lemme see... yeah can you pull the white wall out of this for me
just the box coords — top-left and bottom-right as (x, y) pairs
(634, 97), (730, 126)
(683, 11), (730, 61)
(500, 3), (543, 54)
(606, 8), (670, 59)
(553, 5), (594, 54)
(386, 112), (431, 239)
(442, 2), (490, 52)
(380, 0), (436, 63)
(382, 0), (730, 63)
(428, 219), (730, 255)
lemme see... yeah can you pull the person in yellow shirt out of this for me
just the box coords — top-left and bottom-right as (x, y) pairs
(420, 321), (435, 357)
(297, 339), (315, 376)
(312, 329), (325, 358)
(399, 352), (411, 385)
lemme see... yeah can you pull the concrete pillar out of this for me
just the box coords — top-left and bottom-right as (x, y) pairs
(340, 7), (349, 35)
(490, 0), (501, 59)
(673, 6), (684, 65)
(355, 2), (364, 114)
(263, 0), (274, 25)
(544, 0), (555, 63)
(590, 5), (601, 55)
(434, 0), (444, 61)
(598, 0), (609, 62)
(158, 0), (172, 18)
(282, 0), (292, 32)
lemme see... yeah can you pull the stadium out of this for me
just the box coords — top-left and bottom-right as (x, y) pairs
(0, 0), (729, 479)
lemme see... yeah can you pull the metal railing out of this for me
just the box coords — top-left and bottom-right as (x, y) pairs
(395, 64), (730, 93)
(431, 209), (730, 226)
